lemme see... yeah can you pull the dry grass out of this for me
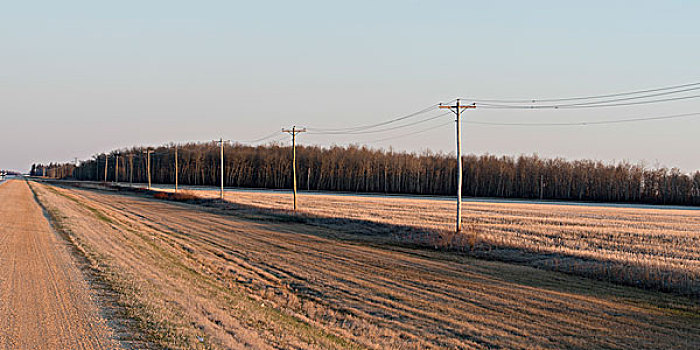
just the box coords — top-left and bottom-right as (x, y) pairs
(153, 190), (199, 202)
(29, 181), (700, 349)
(157, 188), (700, 296)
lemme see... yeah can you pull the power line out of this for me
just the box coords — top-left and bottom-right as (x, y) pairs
(308, 111), (452, 135)
(473, 93), (700, 109)
(471, 86), (700, 108)
(364, 120), (454, 144)
(466, 111), (700, 127)
(68, 82), (700, 170)
(307, 100), (453, 133)
(79, 109), (699, 154)
(271, 135), (288, 143)
(463, 81), (700, 103)
(237, 131), (281, 144)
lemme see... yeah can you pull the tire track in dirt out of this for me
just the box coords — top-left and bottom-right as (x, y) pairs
(0, 180), (120, 350)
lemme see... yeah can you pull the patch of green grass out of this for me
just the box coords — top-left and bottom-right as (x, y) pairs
(41, 183), (114, 224)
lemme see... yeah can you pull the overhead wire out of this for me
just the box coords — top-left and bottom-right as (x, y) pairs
(237, 131), (281, 144)
(306, 100), (453, 133)
(75, 82), (700, 162)
(462, 81), (700, 103)
(492, 85), (700, 106)
(473, 93), (700, 109)
(364, 120), (454, 144)
(270, 135), (288, 144)
(466, 111), (700, 127)
(307, 111), (452, 135)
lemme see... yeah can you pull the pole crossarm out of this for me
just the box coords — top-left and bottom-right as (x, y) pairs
(282, 128), (307, 135)
(439, 103), (476, 113)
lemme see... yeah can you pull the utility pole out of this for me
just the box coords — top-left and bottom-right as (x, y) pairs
(282, 126), (307, 211)
(174, 145), (179, 193)
(114, 153), (119, 183)
(143, 149), (154, 190)
(213, 139), (230, 200)
(129, 154), (134, 184)
(104, 154), (109, 182)
(440, 99), (475, 232)
(540, 175), (545, 200)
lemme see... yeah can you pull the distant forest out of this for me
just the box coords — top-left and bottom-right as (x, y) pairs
(32, 142), (700, 206)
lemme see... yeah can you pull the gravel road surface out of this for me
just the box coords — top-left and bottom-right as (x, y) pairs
(0, 180), (120, 350)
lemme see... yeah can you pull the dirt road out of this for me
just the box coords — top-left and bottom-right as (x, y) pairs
(0, 180), (120, 349)
(29, 181), (700, 349)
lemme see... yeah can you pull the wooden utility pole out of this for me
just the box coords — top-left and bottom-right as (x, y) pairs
(143, 149), (154, 190)
(114, 153), (119, 183)
(174, 145), (179, 193)
(540, 175), (545, 200)
(440, 99), (475, 232)
(129, 154), (134, 184)
(282, 126), (307, 211)
(104, 154), (109, 182)
(213, 139), (230, 200)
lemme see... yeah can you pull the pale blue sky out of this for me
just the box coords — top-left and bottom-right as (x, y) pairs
(1, 1), (699, 172)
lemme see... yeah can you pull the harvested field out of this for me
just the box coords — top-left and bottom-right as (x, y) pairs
(29, 181), (700, 349)
(151, 187), (700, 296)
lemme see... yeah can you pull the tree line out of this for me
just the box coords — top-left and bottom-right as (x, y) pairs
(1, 170), (22, 176)
(31, 142), (700, 206)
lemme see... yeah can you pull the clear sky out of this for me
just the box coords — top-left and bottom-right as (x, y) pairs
(1, 1), (699, 172)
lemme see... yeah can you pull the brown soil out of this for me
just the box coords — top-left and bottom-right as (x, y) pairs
(29, 181), (700, 349)
(0, 180), (121, 349)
